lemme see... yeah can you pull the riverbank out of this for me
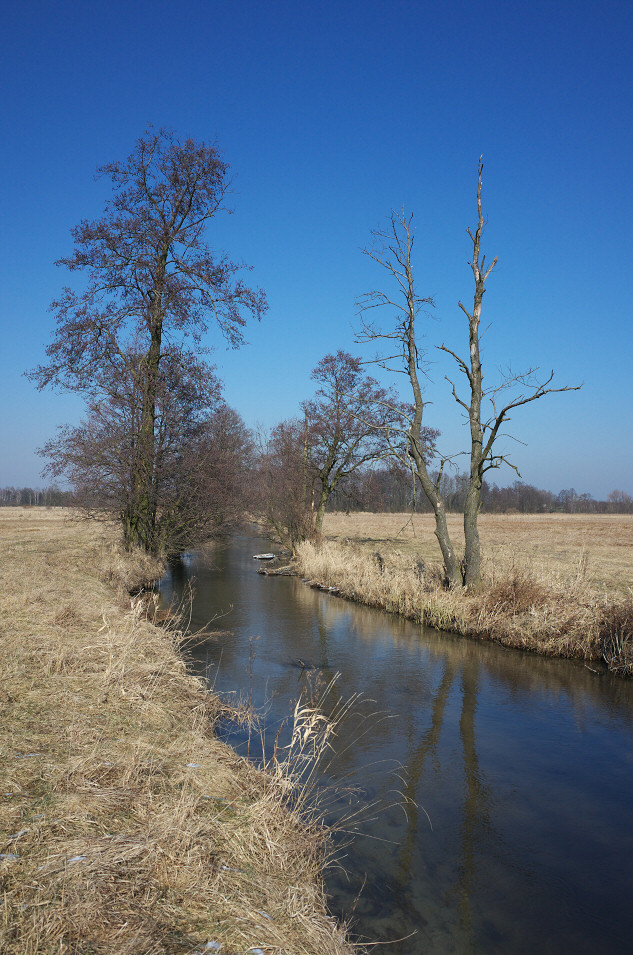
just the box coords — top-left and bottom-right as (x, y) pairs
(0, 509), (357, 954)
(295, 513), (633, 676)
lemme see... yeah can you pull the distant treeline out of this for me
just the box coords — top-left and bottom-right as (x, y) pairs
(0, 486), (75, 507)
(3, 473), (631, 516)
(326, 468), (633, 515)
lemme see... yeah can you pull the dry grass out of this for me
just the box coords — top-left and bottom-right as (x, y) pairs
(323, 511), (633, 594)
(296, 512), (633, 675)
(0, 508), (358, 955)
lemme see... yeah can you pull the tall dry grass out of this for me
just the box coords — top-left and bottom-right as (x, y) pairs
(0, 509), (358, 955)
(296, 534), (633, 675)
(323, 511), (633, 595)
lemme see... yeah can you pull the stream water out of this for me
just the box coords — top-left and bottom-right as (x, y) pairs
(160, 534), (633, 954)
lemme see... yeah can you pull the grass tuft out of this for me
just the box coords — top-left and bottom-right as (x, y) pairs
(599, 598), (633, 674)
(485, 569), (550, 614)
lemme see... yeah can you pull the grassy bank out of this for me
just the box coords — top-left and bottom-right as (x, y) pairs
(0, 509), (357, 954)
(294, 512), (633, 675)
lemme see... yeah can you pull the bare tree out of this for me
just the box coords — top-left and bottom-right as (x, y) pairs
(29, 127), (267, 552)
(357, 210), (463, 586)
(257, 418), (317, 550)
(440, 159), (580, 586)
(191, 405), (257, 533)
(358, 163), (580, 587)
(302, 350), (432, 532)
(41, 350), (251, 554)
(607, 490), (633, 512)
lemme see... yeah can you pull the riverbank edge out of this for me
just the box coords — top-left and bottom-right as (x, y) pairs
(292, 539), (633, 677)
(0, 510), (358, 954)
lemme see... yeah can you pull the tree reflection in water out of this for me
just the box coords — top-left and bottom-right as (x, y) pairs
(165, 535), (633, 955)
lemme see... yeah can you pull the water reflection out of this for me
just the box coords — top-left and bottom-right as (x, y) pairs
(162, 536), (633, 954)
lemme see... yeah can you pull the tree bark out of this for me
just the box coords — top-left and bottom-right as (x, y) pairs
(460, 159), (495, 588)
(127, 243), (167, 550)
(463, 480), (482, 587)
(403, 237), (462, 587)
(314, 483), (330, 534)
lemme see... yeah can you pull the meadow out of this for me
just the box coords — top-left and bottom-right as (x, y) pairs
(321, 511), (633, 594)
(0, 508), (354, 955)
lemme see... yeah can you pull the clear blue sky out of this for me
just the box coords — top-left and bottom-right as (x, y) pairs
(1, 0), (631, 498)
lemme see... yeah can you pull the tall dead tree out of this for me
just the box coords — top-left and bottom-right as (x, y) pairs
(359, 163), (580, 588)
(440, 158), (580, 587)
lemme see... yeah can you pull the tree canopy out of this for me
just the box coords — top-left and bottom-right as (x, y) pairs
(31, 127), (267, 553)
(303, 350), (437, 531)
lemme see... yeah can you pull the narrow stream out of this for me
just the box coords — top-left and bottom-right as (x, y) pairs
(160, 534), (633, 954)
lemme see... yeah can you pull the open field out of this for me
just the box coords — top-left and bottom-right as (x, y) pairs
(0, 509), (355, 955)
(322, 511), (633, 595)
(293, 512), (633, 675)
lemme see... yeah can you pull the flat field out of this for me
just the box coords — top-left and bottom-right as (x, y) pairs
(322, 511), (633, 595)
(0, 508), (354, 955)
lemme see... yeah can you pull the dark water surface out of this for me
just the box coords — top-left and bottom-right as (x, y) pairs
(161, 534), (633, 954)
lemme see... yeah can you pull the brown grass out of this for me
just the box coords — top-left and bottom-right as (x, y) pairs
(0, 508), (358, 955)
(323, 511), (633, 594)
(294, 512), (633, 675)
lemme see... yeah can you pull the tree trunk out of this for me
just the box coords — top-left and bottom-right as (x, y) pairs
(414, 463), (461, 586)
(463, 481), (482, 588)
(315, 483), (329, 535)
(129, 337), (159, 550)
(404, 261), (462, 588)
(127, 249), (168, 552)
(460, 159), (492, 589)
(435, 502), (461, 586)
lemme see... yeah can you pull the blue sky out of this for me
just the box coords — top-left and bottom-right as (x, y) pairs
(1, 0), (631, 498)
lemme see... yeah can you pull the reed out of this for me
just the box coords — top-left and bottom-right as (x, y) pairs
(0, 509), (358, 955)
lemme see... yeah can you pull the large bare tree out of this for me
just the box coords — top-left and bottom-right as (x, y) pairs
(30, 127), (267, 552)
(358, 163), (579, 587)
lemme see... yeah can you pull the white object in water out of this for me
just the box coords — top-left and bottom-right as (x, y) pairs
(252, 553), (275, 560)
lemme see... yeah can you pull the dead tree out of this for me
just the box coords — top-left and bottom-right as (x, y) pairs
(357, 210), (463, 587)
(440, 158), (581, 587)
(358, 164), (580, 588)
